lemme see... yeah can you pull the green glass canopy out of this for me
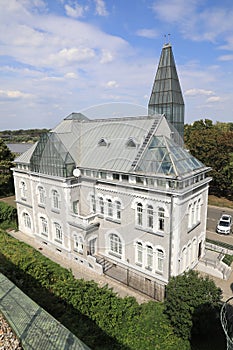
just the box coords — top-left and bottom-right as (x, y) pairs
(30, 133), (75, 177)
(135, 135), (204, 176)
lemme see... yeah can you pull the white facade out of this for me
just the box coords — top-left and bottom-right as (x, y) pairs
(13, 114), (211, 301)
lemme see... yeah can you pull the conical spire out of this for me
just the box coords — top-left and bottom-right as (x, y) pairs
(148, 43), (184, 139)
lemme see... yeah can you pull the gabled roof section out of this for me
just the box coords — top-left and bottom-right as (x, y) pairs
(64, 112), (89, 121)
(30, 133), (75, 177)
(14, 142), (38, 164)
(135, 135), (205, 177)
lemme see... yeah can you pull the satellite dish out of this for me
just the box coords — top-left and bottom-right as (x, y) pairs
(73, 168), (81, 177)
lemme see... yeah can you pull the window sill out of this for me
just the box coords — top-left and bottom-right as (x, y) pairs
(41, 232), (48, 237)
(135, 262), (142, 267)
(145, 266), (152, 271)
(38, 204), (45, 208)
(74, 249), (83, 255)
(135, 226), (164, 236)
(52, 208), (60, 214)
(106, 217), (121, 224)
(109, 251), (122, 259)
(55, 239), (62, 244)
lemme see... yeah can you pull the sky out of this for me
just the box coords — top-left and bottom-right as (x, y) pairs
(1, 0), (233, 130)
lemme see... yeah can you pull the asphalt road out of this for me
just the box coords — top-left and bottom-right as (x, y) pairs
(207, 205), (233, 244)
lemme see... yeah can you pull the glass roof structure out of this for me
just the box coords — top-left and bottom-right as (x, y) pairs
(135, 135), (204, 176)
(30, 133), (75, 177)
(148, 43), (184, 140)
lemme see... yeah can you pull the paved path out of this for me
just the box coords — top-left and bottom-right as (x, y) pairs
(8, 230), (152, 304)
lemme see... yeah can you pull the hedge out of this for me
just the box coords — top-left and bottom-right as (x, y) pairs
(0, 230), (190, 350)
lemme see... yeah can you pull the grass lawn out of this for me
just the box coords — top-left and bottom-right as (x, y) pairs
(208, 195), (233, 210)
(0, 196), (16, 207)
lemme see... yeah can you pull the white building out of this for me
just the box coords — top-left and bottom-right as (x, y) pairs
(12, 44), (211, 300)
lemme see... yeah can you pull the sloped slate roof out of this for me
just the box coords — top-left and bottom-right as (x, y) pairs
(15, 114), (207, 177)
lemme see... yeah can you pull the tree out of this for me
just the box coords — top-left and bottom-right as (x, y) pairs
(0, 139), (14, 197)
(164, 270), (222, 340)
(184, 120), (233, 200)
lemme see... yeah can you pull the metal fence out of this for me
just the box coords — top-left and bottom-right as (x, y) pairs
(103, 262), (165, 301)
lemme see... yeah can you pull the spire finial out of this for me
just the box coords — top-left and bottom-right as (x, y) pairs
(164, 34), (171, 47)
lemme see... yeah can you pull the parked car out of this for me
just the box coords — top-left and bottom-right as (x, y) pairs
(216, 214), (232, 235)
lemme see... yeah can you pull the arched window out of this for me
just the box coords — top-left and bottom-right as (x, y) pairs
(188, 204), (192, 228)
(54, 223), (62, 243)
(107, 199), (113, 217)
(158, 207), (165, 231)
(146, 245), (153, 269)
(116, 201), (121, 220)
(196, 199), (201, 222)
(90, 194), (96, 212)
(147, 205), (154, 229)
(74, 235), (84, 253)
(109, 233), (122, 255)
(21, 181), (26, 199)
(38, 186), (45, 205)
(40, 217), (48, 236)
(23, 212), (31, 229)
(137, 203), (143, 226)
(136, 241), (143, 264)
(156, 248), (164, 272)
(99, 197), (104, 214)
(52, 190), (60, 210)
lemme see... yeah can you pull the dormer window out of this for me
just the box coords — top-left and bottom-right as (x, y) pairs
(126, 138), (136, 148)
(98, 138), (108, 147)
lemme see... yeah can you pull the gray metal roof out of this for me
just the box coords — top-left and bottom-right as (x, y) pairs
(15, 114), (207, 178)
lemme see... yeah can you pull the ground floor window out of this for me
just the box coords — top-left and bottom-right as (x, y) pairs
(109, 233), (122, 256)
(54, 223), (62, 243)
(23, 212), (31, 229)
(74, 235), (83, 253)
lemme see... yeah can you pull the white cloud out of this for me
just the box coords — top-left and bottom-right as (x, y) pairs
(218, 54), (233, 61)
(0, 89), (32, 100)
(65, 72), (78, 79)
(64, 3), (88, 18)
(151, 0), (233, 46)
(105, 80), (119, 88)
(136, 28), (158, 39)
(48, 47), (95, 66)
(206, 96), (221, 103)
(184, 89), (215, 97)
(94, 0), (108, 16)
(151, 0), (196, 23)
(100, 49), (114, 63)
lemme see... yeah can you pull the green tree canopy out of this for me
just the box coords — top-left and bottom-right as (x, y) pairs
(184, 120), (233, 200)
(164, 270), (222, 340)
(0, 139), (14, 197)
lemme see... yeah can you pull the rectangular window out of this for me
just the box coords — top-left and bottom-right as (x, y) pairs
(136, 176), (144, 184)
(121, 174), (129, 182)
(100, 172), (107, 179)
(136, 242), (143, 264)
(113, 173), (120, 180)
(146, 246), (153, 269)
(73, 200), (79, 214)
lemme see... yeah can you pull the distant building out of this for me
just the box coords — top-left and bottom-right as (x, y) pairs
(12, 44), (211, 300)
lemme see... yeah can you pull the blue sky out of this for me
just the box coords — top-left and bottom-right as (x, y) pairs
(1, 0), (233, 130)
